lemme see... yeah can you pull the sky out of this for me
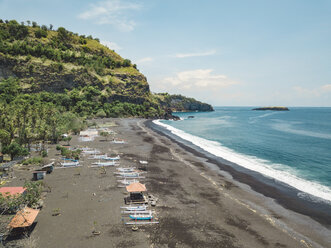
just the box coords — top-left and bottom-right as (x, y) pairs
(1, 0), (331, 107)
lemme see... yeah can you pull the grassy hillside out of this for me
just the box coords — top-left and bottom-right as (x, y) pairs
(0, 19), (212, 118)
(0, 19), (163, 118)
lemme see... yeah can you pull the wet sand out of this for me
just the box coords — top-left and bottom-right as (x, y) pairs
(3, 118), (331, 247)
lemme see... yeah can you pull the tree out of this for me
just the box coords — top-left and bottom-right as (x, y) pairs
(49, 24), (53, 30)
(0, 129), (11, 147)
(2, 142), (28, 160)
(63, 136), (72, 146)
(0, 77), (20, 103)
(123, 59), (131, 67)
(95, 109), (106, 118)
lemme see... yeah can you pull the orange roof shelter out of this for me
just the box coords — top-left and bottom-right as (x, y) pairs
(8, 207), (40, 228)
(126, 182), (147, 193)
(0, 187), (26, 197)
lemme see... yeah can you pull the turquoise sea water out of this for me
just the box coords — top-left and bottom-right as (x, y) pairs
(156, 107), (331, 203)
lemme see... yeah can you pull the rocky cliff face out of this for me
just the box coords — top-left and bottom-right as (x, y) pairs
(0, 20), (213, 117)
(155, 94), (214, 112)
(0, 55), (151, 106)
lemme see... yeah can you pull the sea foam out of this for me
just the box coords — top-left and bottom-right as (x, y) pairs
(154, 120), (331, 204)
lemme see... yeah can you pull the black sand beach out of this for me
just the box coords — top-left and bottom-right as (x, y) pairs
(2, 118), (331, 247)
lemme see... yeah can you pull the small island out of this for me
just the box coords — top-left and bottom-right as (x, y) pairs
(252, 107), (289, 111)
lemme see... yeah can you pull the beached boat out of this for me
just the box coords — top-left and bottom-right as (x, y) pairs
(61, 161), (80, 167)
(129, 211), (153, 220)
(91, 161), (119, 167)
(88, 154), (109, 159)
(61, 158), (78, 162)
(120, 205), (147, 211)
(117, 174), (145, 179)
(111, 139), (125, 144)
(117, 178), (139, 185)
(82, 149), (101, 155)
(115, 172), (143, 177)
(122, 210), (151, 214)
(103, 155), (120, 161)
(117, 167), (136, 172)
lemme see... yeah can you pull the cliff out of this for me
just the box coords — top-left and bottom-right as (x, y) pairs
(0, 20), (213, 118)
(154, 93), (214, 112)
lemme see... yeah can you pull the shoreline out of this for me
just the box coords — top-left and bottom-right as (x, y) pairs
(146, 120), (331, 227)
(3, 117), (330, 247)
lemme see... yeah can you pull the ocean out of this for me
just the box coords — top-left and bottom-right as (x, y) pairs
(155, 107), (331, 204)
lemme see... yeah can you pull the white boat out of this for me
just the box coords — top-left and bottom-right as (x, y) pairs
(117, 178), (139, 185)
(61, 161), (80, 167)
(88, 154), (108, 159)
(111, 139), (125, 144)
(91, 161), (119, 167)
(139, 160), (148, 165)
(120, 205), (147, 211)
(116, 174), (145, 179)
(121, 210), (152, 214)
(103, 155), (120, 161)
(115, 171), (143, 176)
(83, 149), (101, 155)
(117, 167), (136, 172)
(129, 211), (153, 220)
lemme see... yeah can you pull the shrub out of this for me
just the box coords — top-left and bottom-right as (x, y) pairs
(41, 150), (48, 157)
(22, 156), (43, 165)
(0, 181), (43, 213)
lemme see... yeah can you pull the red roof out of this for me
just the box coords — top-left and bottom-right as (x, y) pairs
(0, 187), (26, 196)
(126, 182), (147, 192)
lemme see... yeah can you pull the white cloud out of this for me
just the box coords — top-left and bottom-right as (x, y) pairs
(174, 50), (216, 58)
(163, 69), (237, 90)
(136, 57), (153, 63)
(293, 84), (331, 97)
(78, 0), (141, 32)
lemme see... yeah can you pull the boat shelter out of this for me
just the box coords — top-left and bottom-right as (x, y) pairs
(0, 187), (26, 197)
(32, 171), (46, 181)
(125, 183), (147, 204)
(8, 207), (39, 229)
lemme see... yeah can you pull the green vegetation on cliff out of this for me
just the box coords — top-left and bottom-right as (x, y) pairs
(155, 93), (214, 112)
(0, 19), (213, 159)
(0, 19), (163, 119)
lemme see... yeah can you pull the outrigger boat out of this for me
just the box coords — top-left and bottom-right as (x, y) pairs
(61, 161), (80, 167)
(116, 167), (136, 172)
(103, 155), (120, 161)
(115, 172), (144, 177)
(122, 210), (152, 214)
(120, 205), (147, 211)
(88, 154), (109, 159)
(129, 211), (153, 220)
(82, 149), (101, 155)
(111, 139), (125, 144)
(91, 161), (119, 167)
(117, 178), (139, 186)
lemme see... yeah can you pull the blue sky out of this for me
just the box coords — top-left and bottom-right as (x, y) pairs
(1, 0), (331, 106)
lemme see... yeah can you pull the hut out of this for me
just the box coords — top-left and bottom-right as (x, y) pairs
(0, 187), (26, 197)
(125, 182), (147, 204)
(32, 171), (46, 181)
